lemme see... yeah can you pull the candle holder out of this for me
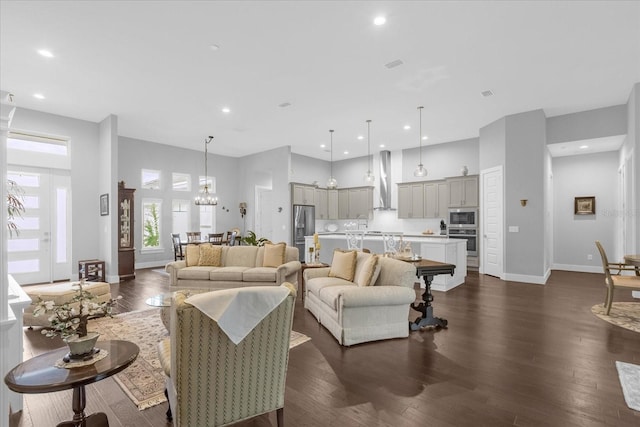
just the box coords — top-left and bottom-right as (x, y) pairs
(308, 247), (315, 264)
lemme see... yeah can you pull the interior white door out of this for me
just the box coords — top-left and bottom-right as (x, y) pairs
(255, 186), (273, 240)
(481, 166), (503, 278)
(7, 167), (72, 284)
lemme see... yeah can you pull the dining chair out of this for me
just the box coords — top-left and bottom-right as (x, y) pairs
(186, 231), (201, 243)
(382, 233), (403, 255)
(228, 230), (238, 246)
(345, 230), (365, 251)
(171, 234), (184, 261)
(595, 240), (640, 315)
(208, 233), (224, 245)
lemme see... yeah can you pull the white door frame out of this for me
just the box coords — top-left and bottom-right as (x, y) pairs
(480, 165), (504, 279)
(255, 185), (272, 239)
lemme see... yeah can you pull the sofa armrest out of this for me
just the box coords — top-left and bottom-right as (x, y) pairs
(166, 261), (186, 286)
(276, 260), (302, 287)
(339, 286), (416, 307)
(303, 267), (331, 282)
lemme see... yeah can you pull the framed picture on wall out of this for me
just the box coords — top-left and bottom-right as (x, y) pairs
(100, 193), (109, 216)
(574, 196), (595, 215)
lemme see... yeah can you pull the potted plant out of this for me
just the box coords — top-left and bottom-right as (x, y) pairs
(241, 230), (269, 247)
(33, 280), (121, 360)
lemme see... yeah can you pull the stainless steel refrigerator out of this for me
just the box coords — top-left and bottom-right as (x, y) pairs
(292, 204), (315, 262)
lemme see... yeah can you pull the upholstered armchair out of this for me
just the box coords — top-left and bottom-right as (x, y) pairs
(157, 283), (296, 427)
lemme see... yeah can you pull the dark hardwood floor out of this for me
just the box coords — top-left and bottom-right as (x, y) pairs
(9, 268), (640, 426)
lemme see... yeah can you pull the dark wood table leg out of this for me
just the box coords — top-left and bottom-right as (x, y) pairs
(409, 273), (448, 330)
(57, 385), (109, 427)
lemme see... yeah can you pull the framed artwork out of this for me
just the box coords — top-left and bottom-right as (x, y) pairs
(574, 196), (595, 215)
(100, 193), (109, 216)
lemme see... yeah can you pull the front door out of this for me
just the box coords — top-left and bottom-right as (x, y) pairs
(7, 166), (72, 284)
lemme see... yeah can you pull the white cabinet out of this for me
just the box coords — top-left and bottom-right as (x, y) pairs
(424, 180), (449, 218)
(327, 190), (338, 220)
(315, 188), (328, 219)
(398, 183), (424, 219)
(447, 176), (478, 207)
(292, 184), (315, 205)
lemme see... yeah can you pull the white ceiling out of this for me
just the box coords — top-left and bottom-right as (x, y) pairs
(1, 1), (639, 161)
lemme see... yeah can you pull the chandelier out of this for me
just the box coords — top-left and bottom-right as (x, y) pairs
(414, 106), (427, 177)
(195, 136), (218, 206)
(326, 129), (337, 189)
(364, 120), (375, 184)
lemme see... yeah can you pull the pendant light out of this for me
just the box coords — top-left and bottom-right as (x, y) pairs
(414, 106), (427, 177)
(326, 129), (337, 189)
(195, 136), (218, 206)
(364, 119), (375, 184)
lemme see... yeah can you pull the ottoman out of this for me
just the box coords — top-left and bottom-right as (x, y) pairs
(22, 281), (112, 328)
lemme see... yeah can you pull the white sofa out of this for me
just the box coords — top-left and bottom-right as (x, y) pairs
(304, 252), (417, 346)
(165, 244), (301, 290)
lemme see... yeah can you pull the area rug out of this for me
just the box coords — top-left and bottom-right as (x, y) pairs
(591, 302), (640, 333)
(616, 361), (640, 411)
(91, 308), (311, 410)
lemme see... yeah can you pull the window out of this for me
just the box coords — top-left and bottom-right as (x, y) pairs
(141, 169), (161, 190)
(172, 200), (190, 238)
(8, 132), (68, 156)
(172, 173), (191, 191)
(142, 199), (162, 249)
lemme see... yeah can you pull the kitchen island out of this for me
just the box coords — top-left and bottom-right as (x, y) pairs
(305, 232), (466, 291)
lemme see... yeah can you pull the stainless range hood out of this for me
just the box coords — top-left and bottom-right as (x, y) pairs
(375, 150), (396, 210)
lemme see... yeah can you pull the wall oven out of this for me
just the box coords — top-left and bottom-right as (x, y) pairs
(448, 208), (478, 229)
(448, 228), (478, 256)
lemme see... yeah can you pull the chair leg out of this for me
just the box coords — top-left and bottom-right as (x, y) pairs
(165, 388), (172, 421)
(276, 407), (284, 427)
(605, 287), (614, 315)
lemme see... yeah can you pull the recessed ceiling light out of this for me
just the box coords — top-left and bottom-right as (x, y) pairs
(379, 144), (385, 148)
(580, 145), (589, 149)
(209, 44), (220, 51)
(374, 16), (386, 26)
(222, 107), (230, 113)
(320, 144), (326, 148)
(343, 151), (349, 155)
(422, 136), (428, 140)
(357, 135), (364, 140)
(403, 125), (411, 130)
(33, 93), (45, 100)
(37, 49), (54, 58)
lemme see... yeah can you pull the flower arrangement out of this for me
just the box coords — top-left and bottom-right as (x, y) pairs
(33, 280), (121, 339)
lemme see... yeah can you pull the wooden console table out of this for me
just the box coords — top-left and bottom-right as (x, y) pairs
(4, 340), (139, 427)
(406, 259), (455, 330)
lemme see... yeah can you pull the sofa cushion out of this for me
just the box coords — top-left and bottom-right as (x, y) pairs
(306, 276), (354, 298)
(199, 244), (222, 266)
(243, 267), (277, 282)
(354, 253), (379, 287)
(318, 285), (356, 311)
(185, 244), (201, 267)
(263, 242), (286, 267)
(209, 266), (249, 281)
(24, 281), (111, 306)
(224, 246), (259, 267)
(178, 266), (217, 280)
(329, 250), (357, 281)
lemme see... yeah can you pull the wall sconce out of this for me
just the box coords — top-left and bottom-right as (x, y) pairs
(520, 199), (528, 207)
(239, 202), (247, 218)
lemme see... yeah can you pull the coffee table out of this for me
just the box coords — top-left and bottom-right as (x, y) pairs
(146, 289), (208, 329)
(4, 340), (139, 427)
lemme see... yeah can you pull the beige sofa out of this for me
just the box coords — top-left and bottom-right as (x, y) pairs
(165, 244), (301, 290)
(304, 251), (417, 346)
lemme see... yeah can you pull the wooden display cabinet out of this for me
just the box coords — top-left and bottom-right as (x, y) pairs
(118, 181), (136, 280)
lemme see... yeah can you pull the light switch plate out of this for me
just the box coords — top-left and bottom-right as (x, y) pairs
(508, 226), (519, 232)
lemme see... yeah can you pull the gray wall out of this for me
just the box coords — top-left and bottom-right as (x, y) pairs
(10, 108), (100, 277)
(552, 151), (619, 271)
(291, 152), (329, 186)
(401, 138), (479, 182)
(98, 115), (118, 282)
(479, 117), (506, 171)
(547, 104), (627, 144)
(504, 109), (547, 279)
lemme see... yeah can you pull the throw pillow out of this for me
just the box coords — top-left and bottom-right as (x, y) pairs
(329, 250), (357, 281)
(263, 242), (286, 267)
(354, 254), (379, 287)
(185, 244), (200, 267)
(199, 243), (222, 266)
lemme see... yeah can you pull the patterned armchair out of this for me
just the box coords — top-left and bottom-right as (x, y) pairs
(157, 283), (296, 426)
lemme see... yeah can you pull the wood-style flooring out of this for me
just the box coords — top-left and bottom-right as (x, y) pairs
(9, 268), (640, 427)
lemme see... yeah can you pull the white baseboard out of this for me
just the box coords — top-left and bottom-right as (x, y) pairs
(503, 272), (549, 285)
(551, 264), (602, 273)
(135, 260), (173, 270)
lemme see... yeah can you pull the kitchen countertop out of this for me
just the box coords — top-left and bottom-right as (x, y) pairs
(313, 232), (449, 239)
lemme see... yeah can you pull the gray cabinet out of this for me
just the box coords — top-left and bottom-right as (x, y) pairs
(424, 180), (449, 218)
(315, 188), (328, 219)
(337, 187), (373, 219)
(398, 183), (424, 219)
(338, 189), (349, 219)
(447, 176), (478, 207)
(328, 190), (339, 220)
(292, 183), (315, 205)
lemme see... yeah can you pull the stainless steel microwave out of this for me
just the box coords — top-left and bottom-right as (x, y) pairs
(448, 208), (478, 228)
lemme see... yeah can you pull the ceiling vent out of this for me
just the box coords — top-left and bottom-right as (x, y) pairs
(385, 59), (404, 69)
(481, 90), (494, 97)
